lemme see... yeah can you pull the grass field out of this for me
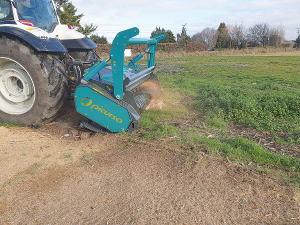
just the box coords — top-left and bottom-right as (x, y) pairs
(132, 55), (300, 186)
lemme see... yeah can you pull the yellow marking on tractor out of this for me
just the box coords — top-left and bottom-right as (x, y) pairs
(92, 88), (104, 95)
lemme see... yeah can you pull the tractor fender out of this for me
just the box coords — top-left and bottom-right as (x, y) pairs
(59, 37), (97, 50)
(0, 26), (66, 52)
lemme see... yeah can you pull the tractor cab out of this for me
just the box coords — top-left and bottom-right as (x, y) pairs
(0, 0), (59, 32)
(14, 0), (58, 32)
(0, 0), (13, 20)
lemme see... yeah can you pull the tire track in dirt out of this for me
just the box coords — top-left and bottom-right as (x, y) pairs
(0, 126), (119, 188)
(0, 128), (299, 224)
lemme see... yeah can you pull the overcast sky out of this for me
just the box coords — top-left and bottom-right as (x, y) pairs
(72, 0), (299, 43)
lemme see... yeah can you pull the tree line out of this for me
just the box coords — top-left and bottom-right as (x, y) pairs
(54, 0), (287, 48)
(192, 22), (285, 50)
(150, 25), (191, 47)
(150, 22), (286, 50)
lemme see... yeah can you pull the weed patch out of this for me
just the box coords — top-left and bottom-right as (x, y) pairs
(196, 85), (300, 134)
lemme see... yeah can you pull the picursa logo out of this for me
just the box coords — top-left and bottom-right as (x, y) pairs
(80, 97), (123, 124)
(81, 97), (93, 106)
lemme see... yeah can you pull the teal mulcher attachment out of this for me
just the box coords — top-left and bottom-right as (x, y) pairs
(74, 27), (165, 133)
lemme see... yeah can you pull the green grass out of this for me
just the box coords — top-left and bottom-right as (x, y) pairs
(196, 85), (300, 134)
(138, 109), (185, 139)
(189, 135), (300, 172)
(133, 55), (300, 186)
(0, 123), (21, 128)
(157, 56), (300, 140)
(61, 154), (73, 159)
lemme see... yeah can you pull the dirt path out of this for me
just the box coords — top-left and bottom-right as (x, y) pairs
(0, 103), (300, 224)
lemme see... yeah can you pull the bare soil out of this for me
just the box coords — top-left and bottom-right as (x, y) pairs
(0, 102), (300, 224)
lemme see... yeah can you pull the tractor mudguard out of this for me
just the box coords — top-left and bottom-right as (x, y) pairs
(59, 37), (97, 50)
(0, 26), (66, 52)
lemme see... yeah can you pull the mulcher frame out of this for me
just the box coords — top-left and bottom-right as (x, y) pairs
(74, 27), (165, 132)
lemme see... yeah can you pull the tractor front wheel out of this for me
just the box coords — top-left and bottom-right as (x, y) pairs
(0, 37), (67, 126)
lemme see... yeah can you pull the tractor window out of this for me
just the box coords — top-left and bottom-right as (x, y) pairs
(0, 0), (13, 20)
(16, 0), (58, 32)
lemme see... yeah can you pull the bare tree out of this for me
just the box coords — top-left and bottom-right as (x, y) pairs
(227, 24), (246, 48)
(269, 25), (285, 46)
(248, 23), (270, 46)
(192, 23), (285, 50)
(191, 27), (218, 50)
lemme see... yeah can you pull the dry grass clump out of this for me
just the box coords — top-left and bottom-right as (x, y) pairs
(97, 47), (300, 60)
(155, 47), (300, 58)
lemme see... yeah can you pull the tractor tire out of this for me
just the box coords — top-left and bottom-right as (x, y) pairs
(0, 37), (68, 126)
